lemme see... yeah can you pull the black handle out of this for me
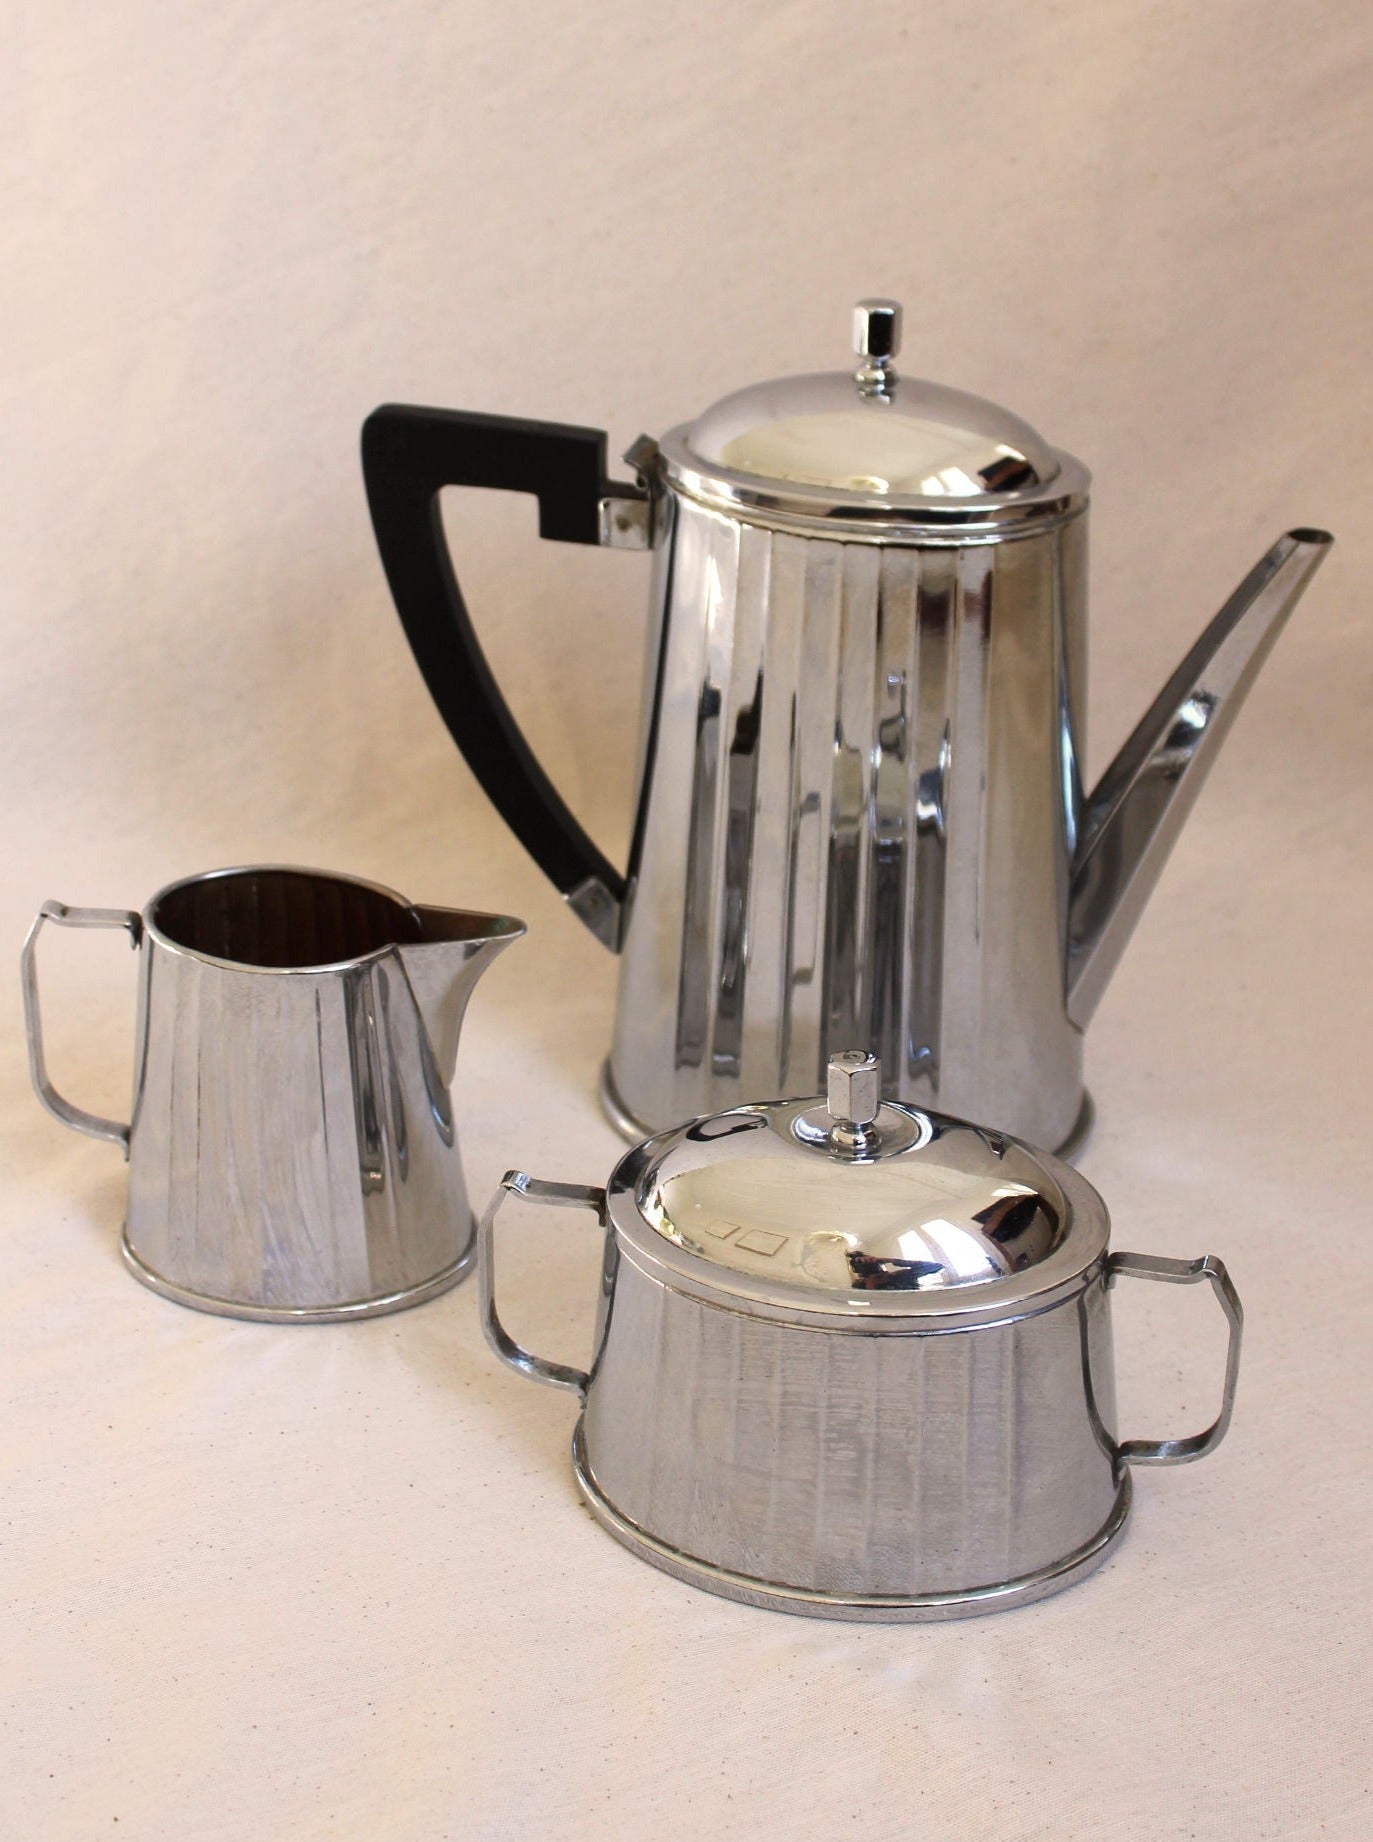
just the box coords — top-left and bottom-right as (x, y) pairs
(361, 404), (644, 942)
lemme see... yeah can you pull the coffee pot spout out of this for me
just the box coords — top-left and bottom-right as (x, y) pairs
(1065, 528), (1333, 1029)
(397, 907), (526, 1083)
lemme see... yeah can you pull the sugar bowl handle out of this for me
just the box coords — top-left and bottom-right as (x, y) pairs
(479, 1172), (608, 1397)
(1106, 1251), (1243, 1465)
(21, 900), (142, 1156)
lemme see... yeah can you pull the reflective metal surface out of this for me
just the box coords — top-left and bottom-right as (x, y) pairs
(604, 305), (1332, 1144)
(681, 304), (1062, 512)
(22, 866), (523, 1321)
(571, 1428), (1132, 1622)
(22, 901), (142, 1151)
(654, 448), (1089, 539)
(609, 488), (1098, 1149)
(478, 1078), (1242, 1621)
(851, 297), (903, 398)
(1065, 527), (1334, 1026)
(1106, 1251), (1243, 1464)
(619, 1055), (1075, 1301)
(597, 433), (660, 551)
(825, 1046), (882, 1129)
(363, 300), (1332, 1150)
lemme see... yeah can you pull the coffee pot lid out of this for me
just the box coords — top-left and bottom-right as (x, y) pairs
(611, 1053), (1104, 1315)
(678, 300), (1063, 507)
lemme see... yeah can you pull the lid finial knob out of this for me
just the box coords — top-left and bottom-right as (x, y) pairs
(827, 1050), (881, 1130)
(853, 299), (902, 397)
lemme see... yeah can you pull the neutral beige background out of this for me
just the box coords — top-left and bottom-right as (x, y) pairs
(3, 4), (1370, 1838)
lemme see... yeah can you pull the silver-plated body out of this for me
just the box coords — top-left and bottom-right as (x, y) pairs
(577, 309), (1334, 1146)
(22, 866), (523, 1321)
(479, 1066), (1242, 1620)
(608, 478), (1093, 1147)
(603, 461), (1329, 1148)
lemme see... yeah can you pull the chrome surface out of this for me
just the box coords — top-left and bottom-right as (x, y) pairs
(571, 1425), (1133, 1622)
(825, 1047), (881, 1131)
(852, 297), (902, 398)
(372, 304), (1330, 1148)
(1106, 1251), (1243, 1464)
(853, 298), (903, 362)
(1065, 528), (1334, 1026)
(615, 1056), (1099, 1170)
(597, 493), (653, 550)
(788, 1090), (929, 1160)
(481, 1098), (1242, 1620)
(607, 372), (1330, 1141)
(22, 866), (523, 1321)
(582, 1245), (1123, 1602)
(681, 299), (1063, 517)
(599, 1056), (648, 1142)
(22, 901), (143, 1152)
(119, 1234), (477, 1325)
(564, 874), (623, 950)
(615, 1062), (1087, 1306)
(1056, 1089), (1096, 1163)
(654, 445), (1089, 540)
(597, 433), (660, 549)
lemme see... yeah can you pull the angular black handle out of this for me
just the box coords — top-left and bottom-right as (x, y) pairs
(361, 404), (646, 946)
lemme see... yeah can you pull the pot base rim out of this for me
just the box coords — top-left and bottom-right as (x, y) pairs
(572, 1423), (1131, 1621)
(119, 1226), (476, 1323)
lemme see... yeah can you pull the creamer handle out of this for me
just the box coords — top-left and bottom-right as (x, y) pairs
(21, 901), (142, 1156)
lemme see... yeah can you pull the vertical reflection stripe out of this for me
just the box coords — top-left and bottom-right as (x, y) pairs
(673, 527), (739, 1073)
(867, 547), (919, 1081)
(710, 523), (770, 1077)
(938, 547), (995, 1101)
(907, 548), (955, 1096)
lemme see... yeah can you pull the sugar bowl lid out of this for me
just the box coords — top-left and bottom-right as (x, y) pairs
(607, 1053), (1108, 1324)
(666, 301), (1080, 527)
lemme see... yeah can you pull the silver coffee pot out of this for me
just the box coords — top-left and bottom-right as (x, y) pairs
(363, 302), (1331, 1150)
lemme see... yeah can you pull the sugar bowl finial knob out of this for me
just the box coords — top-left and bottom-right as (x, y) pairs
(827, 1050), (881, 1131)
(853, 299), (902, 396)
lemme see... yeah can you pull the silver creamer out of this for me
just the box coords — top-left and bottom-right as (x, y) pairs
(22, 865), (523, 1320)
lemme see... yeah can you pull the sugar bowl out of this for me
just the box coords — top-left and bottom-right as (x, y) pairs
(479, 1052), (1241, 1620)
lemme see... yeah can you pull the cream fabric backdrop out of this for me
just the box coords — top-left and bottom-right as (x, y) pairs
(2, 4), (1370, 1838)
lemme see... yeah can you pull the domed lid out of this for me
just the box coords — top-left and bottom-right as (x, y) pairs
(606, 1053), (1108, 1324)
(677, 300), (1063, 507)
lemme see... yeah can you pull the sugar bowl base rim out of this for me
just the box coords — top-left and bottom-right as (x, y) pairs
(571, 1424), (1133, 1622)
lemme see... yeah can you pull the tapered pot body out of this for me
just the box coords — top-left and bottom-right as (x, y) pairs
(609, 490), (1090, 1149)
